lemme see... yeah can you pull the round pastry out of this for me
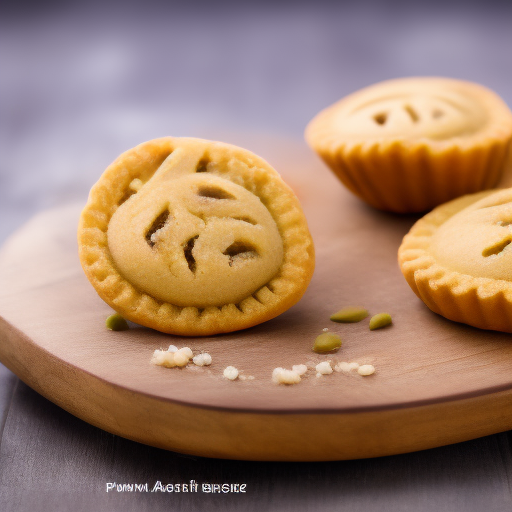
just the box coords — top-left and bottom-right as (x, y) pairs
(78, 137), (315, 336)
(398, 187), (512, 332)
(305, 77), (512, 213)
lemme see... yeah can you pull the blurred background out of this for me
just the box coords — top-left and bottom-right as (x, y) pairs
(1, 0), (512, 244)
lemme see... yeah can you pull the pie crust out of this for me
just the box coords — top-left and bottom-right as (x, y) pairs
(306, 77), (512, 213)
(78, 137), (315, 336)
(398, 188), (512, 332)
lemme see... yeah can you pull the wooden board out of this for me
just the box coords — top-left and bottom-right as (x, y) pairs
(0, 139), (511, 461)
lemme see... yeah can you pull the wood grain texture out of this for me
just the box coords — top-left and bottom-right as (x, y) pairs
(1, 380), (511, 512)
(0, 143), (511, 461)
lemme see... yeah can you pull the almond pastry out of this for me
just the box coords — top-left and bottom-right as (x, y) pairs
(306, 77), (512, 213)
(399, 188), (512, 332)
(78, 137), (315, 336)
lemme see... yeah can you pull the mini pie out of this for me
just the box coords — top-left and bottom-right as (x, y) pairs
(305, 77), (512, 213)
(78, 137), (315, 336)
(398, 187), (512, 332)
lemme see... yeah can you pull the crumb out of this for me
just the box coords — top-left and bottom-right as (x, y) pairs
(322, 327), (329, 332)
(315, 361), (333, 375)
(335, 361), (360, 373)
(193, 353), (212, 366)
(358, 364), (376, 376)
(151, 349), (176, 368)
(152, 346), (192, 368)
(292, 364), (308, 375)
(223, 366), (239, 380)
(272, 367), (301, 385)
(173, 347), (192, 367)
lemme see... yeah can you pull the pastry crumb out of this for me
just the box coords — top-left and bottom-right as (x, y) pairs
(315, 361), (333, 375)
(335, 361), (360, 373)
(193, 353), (212, 366)
(358, 364), (376, 376)
(151, 346), (193, 368)
(173, 347), (193, 366)
(272, 367), (301, 385)
(151, 349), (176, 368)
(292, 364), (308, 376)
(223, 366), (239, 380)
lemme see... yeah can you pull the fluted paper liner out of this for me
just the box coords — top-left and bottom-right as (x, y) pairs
(398, 189), (512, 332)
(306, 77), (512, 213)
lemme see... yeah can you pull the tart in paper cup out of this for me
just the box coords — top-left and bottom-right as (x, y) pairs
(306, 77), (512, 213)
(398, 188), (512, 332)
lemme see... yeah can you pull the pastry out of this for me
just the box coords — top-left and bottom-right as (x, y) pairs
(305, 77), (512, 213)
(78, 137), (315, 336)
(398, 188), (512, 332)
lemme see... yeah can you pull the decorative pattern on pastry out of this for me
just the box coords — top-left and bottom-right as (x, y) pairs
(398, 188), (512, 332)
(78, 137), (315, 336)
(305, 77), (512, 213)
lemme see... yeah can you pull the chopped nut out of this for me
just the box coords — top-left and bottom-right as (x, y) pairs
(105, 313), (129, 331)
(313, 332), (342, 353)
(167, 345), (178, 353)
(330, 307), (369, 323)
(369, 313), (392, 330)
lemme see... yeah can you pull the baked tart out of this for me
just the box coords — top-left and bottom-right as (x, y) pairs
(399, 188), (512, 332)
(78, 137), (315, 336)
(306, 77), (512, 213)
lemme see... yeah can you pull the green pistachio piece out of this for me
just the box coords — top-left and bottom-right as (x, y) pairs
(313, 332), (342, 353)
(330, 307), (369, 323)
(106, 313), (129, 331)
(369, 313), (392, 330)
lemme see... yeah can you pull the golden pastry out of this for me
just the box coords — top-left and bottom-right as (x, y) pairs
(305, 77), (512, 213)
(78, 137), (315, 336)
(398, 188), (512, 332)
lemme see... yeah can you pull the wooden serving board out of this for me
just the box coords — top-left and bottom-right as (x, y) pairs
(1, 138), (511, 461)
